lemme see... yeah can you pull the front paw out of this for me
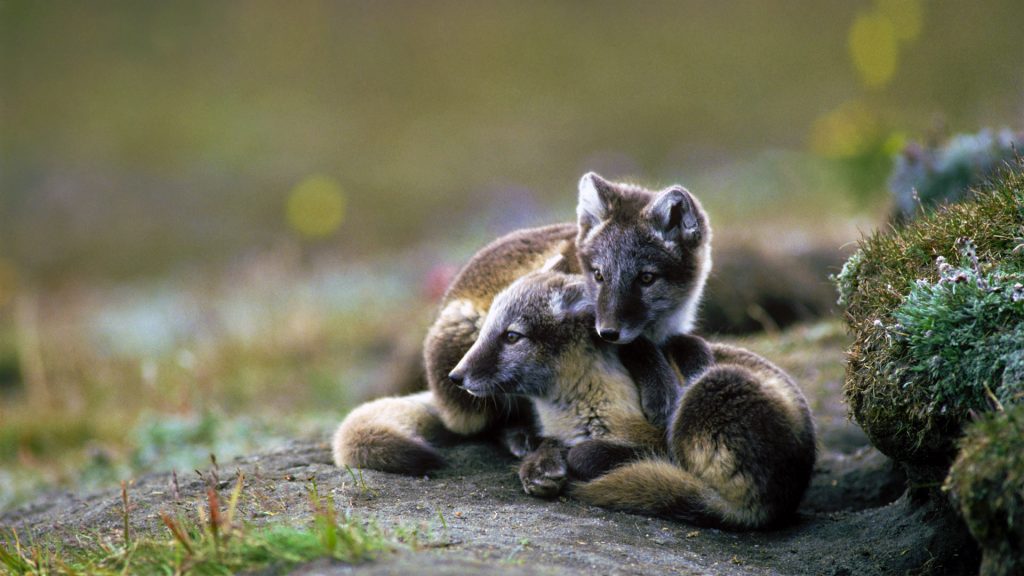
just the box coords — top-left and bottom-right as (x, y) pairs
(501, 425), (538, 459)
(641, 388), (672, 429)
(518, 440), (568, 498)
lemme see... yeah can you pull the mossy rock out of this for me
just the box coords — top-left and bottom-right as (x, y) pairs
(945, 406), (1024, 576)
(837, 160), (1024, 467)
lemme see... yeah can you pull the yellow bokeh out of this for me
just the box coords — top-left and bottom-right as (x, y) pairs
(808, 101), (879, 159)
(875, 0), (923, 41)
(0, 258), (18, 308)
(286, 175), (347, 239)
(848, 12), (898, 89)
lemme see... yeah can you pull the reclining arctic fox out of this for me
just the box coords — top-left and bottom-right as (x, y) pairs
(449, 270), (816, 530)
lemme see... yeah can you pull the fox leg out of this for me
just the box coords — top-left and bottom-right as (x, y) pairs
(619, 333), (715, 428)
(518, 438), (569, 498)
(566, 440), (644, 481)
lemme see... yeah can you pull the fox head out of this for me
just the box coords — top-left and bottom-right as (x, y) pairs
(448, 271), (593, 399)
(575, 172), (712, 344)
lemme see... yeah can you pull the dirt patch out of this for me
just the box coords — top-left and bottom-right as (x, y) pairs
(2, 432), (974, 575)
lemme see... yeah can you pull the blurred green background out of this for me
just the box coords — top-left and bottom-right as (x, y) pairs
(0, 0), (1022, 507)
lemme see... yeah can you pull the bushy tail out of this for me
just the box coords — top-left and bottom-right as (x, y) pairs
(332, 391), (446, 475)
(570, 459), (767, 530)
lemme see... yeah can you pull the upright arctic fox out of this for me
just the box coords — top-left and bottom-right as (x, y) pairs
(451, 270), (816, 529)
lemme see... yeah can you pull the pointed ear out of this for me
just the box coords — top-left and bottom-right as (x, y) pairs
(576, 172), (616, 233)
(550, 279), (592, 320)
(644, 185), (703, 246)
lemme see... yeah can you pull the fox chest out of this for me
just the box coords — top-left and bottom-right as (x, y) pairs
(533, 361), (646, 446)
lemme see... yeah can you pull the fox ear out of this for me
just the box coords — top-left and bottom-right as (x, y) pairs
(577, 172), (616, 232)
(645, 186), (702, 246)
(551, 280), (592, 320)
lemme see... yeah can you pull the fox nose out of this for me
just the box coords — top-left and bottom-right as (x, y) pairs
(448, 370), (465, 386)
(598, 329), (620, 342)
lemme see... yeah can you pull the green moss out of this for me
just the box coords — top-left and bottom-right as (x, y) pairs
(945, 406), (1024, 576)
(839, 160), (1024, 464)
(893, 257), (1024, 413)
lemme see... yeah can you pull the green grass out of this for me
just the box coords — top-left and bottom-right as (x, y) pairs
(1, 477), (395, 575)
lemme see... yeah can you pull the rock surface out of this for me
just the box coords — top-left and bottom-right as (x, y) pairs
(2, 434), (974, 575)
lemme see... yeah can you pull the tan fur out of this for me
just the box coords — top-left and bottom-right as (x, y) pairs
(332, 391), (446, 474)
(534, 347), (663, 450)
(333, 223), (579, 472)
(424, 223), (579, 435)
(573, 459), (767, 528)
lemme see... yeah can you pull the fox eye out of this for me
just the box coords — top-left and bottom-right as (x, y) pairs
(593, 269), (604, 283)
(639, 272), (656, 286)
(504, 330), (524, 344)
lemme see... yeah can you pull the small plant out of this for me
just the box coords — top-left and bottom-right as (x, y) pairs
(892, 246), (1024, 416)
(0, 475), (394, 575)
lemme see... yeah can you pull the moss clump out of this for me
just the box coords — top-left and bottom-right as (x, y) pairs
(889, 128), (1022, 222)
(840, 160), (1024, 464)
(893, 254), (1024, 414)
(945, 406), (1024, 576)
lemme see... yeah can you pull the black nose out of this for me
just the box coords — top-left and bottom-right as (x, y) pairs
(599, 329), (620, 342)
(448, 371), (464, 386)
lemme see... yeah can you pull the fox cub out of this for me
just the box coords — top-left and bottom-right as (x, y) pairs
(334, 173), (718, 473)
(451, 270), (816, 529)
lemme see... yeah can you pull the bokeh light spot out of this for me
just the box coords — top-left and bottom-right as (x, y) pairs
(848, 12), (898, 89)
(286, 175), (347, 239)
(0, 259), (18, 308)
(809, 101), (879, 158)
(876, 0), (923, 41)
(883, 131), (908, 157)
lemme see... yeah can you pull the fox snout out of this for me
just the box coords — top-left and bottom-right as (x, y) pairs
(595, 318), (641, 344)
(594, 291), (644, 344)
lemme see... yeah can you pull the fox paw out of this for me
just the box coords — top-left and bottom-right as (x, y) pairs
(518, 439), (568, 498)
(501, 425), (539, 459)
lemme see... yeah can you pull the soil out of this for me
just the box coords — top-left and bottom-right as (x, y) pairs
(1, 322), (980, 575)
(1, 434), (976, 575)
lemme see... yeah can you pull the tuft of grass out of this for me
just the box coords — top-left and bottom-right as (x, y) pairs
(1, 478), (394, 575)
(945, 405), (1024, 576)
(837, 158), (1024, 465)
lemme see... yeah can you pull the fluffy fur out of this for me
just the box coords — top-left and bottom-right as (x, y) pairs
(454, 271), (816, 529)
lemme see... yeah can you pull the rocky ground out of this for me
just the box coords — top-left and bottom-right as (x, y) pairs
(0, 323), (978, 575)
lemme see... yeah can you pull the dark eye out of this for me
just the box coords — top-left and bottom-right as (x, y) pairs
(504, 330), (523, 344)
(639, 272), (655, 286)
(593, 269), (604, 283)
